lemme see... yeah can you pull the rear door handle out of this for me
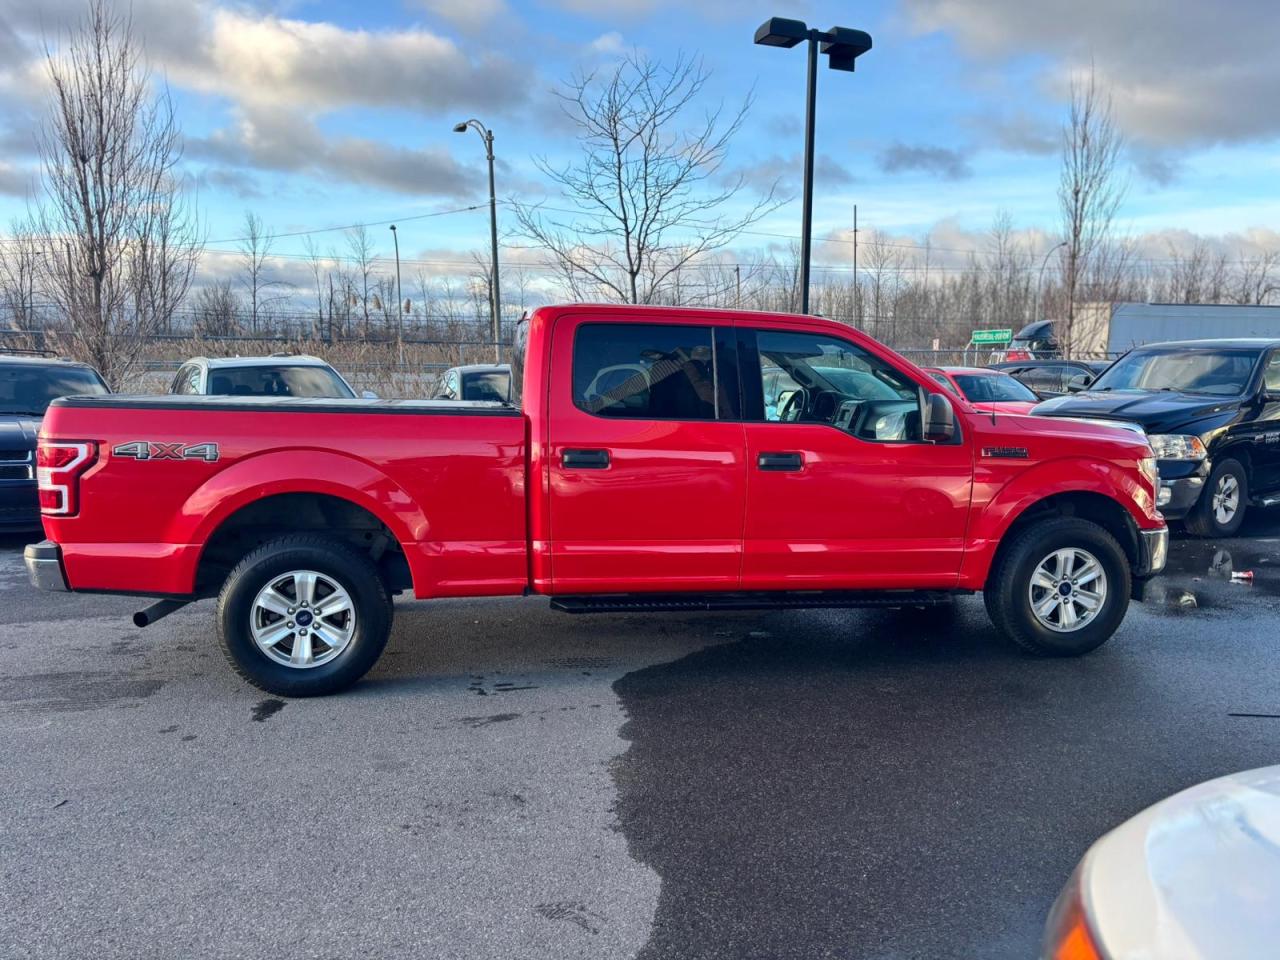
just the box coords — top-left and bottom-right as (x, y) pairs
(757, 451), (803, 471)
(563, 448), (611, 469)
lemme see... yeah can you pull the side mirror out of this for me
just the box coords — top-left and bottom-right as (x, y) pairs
(923, 392), (956, 443)
(1067, 374), (1092, 393)
(361, 390), (379, 400)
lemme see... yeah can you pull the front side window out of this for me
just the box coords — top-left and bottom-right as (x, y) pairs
(752, 330), (923, 442)
(573, 323), (719, 420)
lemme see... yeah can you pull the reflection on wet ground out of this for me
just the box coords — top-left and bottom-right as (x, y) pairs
(1148, 525), (1280, 614)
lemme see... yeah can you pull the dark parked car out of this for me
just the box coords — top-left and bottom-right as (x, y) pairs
(0, 355), (108, 531)
(992, 359), (1112, 398)
(432, 364), (512, 403)
(1034, 339), (1280, 537)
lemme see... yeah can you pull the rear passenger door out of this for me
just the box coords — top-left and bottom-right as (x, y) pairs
(546, 316), (746, 593)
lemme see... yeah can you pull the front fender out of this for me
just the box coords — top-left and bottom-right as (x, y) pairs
(960, 457), (1158, 589)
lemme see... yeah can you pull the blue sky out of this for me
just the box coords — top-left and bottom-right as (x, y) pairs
(2, 0), (1279, 274)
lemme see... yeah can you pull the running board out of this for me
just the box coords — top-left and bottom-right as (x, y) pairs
(550, 590), (957, 614)
(1255, 496), (1280, 508)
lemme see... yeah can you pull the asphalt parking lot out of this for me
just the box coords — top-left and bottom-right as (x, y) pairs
(3, 522), (1280, 960)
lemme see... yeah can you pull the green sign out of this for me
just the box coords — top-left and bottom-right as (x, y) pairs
(971, 328), (1013, 345)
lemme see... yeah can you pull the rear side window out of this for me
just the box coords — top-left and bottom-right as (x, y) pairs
(573, 323), (719, 420)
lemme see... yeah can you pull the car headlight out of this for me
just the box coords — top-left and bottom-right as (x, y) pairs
(1138, 456), (1158, 487)
(1147, 434), (1207, 460)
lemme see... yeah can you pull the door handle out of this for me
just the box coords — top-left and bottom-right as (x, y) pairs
(757, 451), (803, 471)
(563, 448), (611, 469)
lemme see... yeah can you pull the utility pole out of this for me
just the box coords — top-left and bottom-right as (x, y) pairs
(852, 203), (859, 327)
(735, 264), (741, 306)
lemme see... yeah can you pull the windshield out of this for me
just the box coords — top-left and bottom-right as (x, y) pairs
(207, 365), (354, 398)
(0, 364), (108, 415)
(952, 373), (1038, 403)
(1090, 349), (1260, 397)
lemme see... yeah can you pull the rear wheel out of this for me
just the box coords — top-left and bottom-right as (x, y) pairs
(1185, 458), (1247, 538)
(984, 517), (1130, 656)
(217, 534), (392, 696)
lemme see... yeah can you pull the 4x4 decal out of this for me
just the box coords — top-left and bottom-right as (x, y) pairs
(111, 441), (220, 462)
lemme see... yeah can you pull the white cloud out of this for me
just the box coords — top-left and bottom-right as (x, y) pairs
(903, 0), (1280, 147)
(589, 31), (625, 55)
(167, 9), (524, 114)
(415, 0), (511, 33)
(189, 106), (480, 197)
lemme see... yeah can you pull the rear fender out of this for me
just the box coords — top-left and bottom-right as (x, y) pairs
(177, 449), (429, 591)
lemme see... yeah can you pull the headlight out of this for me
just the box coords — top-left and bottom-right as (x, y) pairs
(1147, 434), (1207, 460)
(1138, 456), (1159, 488)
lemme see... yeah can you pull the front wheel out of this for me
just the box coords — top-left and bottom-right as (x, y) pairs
(1185, 458), (1247, 538)
(217, 534), (393, 696)
(984, 517), (1130, 656)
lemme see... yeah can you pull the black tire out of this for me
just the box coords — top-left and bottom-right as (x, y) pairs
(984, 517), (1130, 657)
(216, 534), (393, 697)
(1185, 458), (1248, 538)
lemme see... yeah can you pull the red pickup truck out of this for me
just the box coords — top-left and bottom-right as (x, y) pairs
(26, 305), (1168, 696)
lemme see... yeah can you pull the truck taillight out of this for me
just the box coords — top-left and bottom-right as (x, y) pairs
(36, 440), (96, 516)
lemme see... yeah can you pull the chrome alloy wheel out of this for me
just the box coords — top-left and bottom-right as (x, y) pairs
(250, 569), (356, 669)
(1212, 474), (1241, 527)
(1027, 548), (1108, 633)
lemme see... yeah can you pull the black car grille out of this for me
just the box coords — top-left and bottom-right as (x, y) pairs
(0, 448), (33, 481)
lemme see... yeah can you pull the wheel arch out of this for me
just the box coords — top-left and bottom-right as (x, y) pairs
(181, 450), (428, 595)
(962, 459), (1151, 589)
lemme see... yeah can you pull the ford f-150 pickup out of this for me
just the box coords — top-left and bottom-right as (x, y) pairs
(25, 305), (1168, 696)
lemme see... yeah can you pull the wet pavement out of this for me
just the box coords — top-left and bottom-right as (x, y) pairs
(2, 514), (1280, 959)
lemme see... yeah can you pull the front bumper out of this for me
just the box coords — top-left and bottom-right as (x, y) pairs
(0, 482), (40, 530)
(1134, 526), (1169, 578)
(24, 540), (68, 592)
(1154, 459), (1210, 519)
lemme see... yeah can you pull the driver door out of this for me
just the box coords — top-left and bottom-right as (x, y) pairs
(739, 325), (974, 589)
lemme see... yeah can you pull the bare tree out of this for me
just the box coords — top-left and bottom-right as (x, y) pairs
(0, 218), (44, 331)
(238, 211), (284, 334)
(33, 0), (202, 385)
(1057, 69), (1127, 356)
(345, 225), (376, 337)
(192, 279), (240, 336)
(513, 53), (781, 304)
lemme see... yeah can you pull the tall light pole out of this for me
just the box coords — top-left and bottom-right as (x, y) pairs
(389, 224), (403, 339)
(453, 118), (502, 363)
(755, 18), (871, 315)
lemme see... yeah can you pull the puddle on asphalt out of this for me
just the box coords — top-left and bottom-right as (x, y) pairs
(1145, 538), (1280, 615)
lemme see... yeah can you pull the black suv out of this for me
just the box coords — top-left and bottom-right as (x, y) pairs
(1034, 339), (1280, 537)
(0, 355), (109, 531)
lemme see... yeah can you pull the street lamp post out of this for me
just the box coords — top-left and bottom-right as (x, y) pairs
(755, 18), (871, 315)
(389, 224), (403, 338)
(453, 119), (502, 363)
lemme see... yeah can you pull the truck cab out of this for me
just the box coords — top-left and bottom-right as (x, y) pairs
(27, 305), (1167, 696)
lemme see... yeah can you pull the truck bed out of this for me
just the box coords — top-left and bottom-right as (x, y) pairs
(39, 395), (529, 599)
